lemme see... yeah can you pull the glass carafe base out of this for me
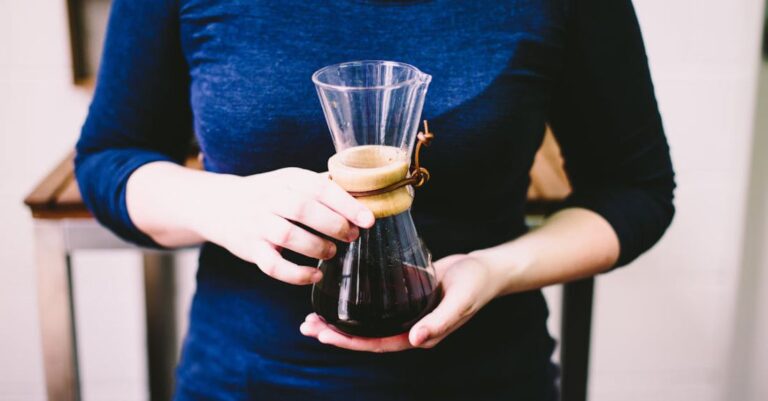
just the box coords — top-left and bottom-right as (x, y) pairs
(311, 212), (439, 337)
(313, 263), (439, 337)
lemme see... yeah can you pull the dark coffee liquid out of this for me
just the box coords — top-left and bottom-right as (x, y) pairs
(312, 263), (439, 338)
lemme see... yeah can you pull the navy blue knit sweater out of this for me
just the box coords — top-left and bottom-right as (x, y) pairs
(75, 0), (674, 399)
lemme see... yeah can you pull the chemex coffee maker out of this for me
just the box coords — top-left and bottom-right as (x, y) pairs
(311, 60), (439, 337)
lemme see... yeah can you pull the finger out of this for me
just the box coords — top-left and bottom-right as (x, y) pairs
(314, 179), (375, 228)
(417, 315), (473, 349)
(409, 287), (475, 347)
(300, 313), (412, 352)
(251, 241), (322, 285)
(273, 199), (359, 242)
(305, 313), (322, 323)
(300, 319), (325, 337)
(316, 328), (412, 353)
(300, 314), (333, 338)
(261, 215), (336, 260)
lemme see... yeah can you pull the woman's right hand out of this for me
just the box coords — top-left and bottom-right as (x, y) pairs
(194, 167), (375, 285)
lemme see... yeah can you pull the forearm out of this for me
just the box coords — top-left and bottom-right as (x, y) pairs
(126, 161), (237, 247)
(471, 208), (620, 296)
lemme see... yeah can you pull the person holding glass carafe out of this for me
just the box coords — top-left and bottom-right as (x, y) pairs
(75, 0), (675, 399)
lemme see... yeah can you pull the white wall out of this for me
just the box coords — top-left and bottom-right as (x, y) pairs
(1, 1), (90, 400)
(0, 1), (765, 400)
(587, 1), (766, 400)
(724, 61), (768, 401)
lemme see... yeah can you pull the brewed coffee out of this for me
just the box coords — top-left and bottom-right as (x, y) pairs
(313, 260), (439, 337)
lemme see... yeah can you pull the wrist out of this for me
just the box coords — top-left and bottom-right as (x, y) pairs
(469, 241), (537, 296)
(185, 171), (241, 241)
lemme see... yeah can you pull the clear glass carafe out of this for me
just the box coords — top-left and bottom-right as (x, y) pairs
(311, 61), (438, 337)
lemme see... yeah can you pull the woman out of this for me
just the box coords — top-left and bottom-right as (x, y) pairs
(75, 0), (675, 399)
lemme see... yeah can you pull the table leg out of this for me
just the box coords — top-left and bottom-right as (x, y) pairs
(560, 277), (595, 401)
(34, 221), (81, 401)
(143, 252), (178, 401)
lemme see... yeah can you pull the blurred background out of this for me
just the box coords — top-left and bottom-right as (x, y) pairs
(1, 0), (768, 400)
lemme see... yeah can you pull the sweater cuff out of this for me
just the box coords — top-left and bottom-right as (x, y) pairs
(75, 148), (176, 249)
(564, 187), (671, 268)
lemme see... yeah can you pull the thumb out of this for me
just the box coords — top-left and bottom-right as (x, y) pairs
(409, 288), (471, 347)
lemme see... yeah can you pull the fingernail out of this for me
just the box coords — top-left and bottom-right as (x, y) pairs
(306, 313), (320, 323)
(413, 327), (429, 346)
(356, 210), (374, 227)
(347, 226), (359, 242)
(323, 243), (336, 259)
(311, 271), (323, 282)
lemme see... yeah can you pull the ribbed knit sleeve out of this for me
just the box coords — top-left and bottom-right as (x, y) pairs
(549, 0), (676, 267)
(74, 0), (192, 247)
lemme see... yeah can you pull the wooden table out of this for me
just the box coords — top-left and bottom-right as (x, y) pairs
(26, 152), (184, 401)
(25, 131), (592, 401)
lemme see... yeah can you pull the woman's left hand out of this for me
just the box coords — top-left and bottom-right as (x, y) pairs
(300, 253), (501, 352)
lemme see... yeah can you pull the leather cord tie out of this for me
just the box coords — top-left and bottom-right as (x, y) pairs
(348, 120), (434, 198)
